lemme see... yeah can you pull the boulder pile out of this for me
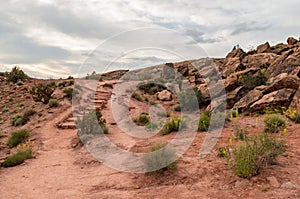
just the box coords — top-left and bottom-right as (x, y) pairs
(172, 37), (300, 113)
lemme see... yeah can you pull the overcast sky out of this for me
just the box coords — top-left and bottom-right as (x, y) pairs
(0, 0), (299, 78)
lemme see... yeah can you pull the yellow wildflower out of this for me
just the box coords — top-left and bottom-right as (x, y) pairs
(229, 135), (233, 145)
(283, 127), (287, 136)
(230, 112), (233, 121)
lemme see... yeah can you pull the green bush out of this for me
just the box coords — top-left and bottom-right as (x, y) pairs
(7, 129), (29, 148)
(48, 99), (59, 108)
(294, 114), (300, 124)
(237, 71), (267, 91)
(63, 88), (78, 99)
(103, 83), (113, 89)
(264, 114), (285, 133)
(146, 122), (158, 131)
(144, 143), (177, 173)
(2, 149), (32, 168)
(76, 109), (108, 136)
(229, 108), (239, 118)
(58, 80), (73, 88)
(178, 88), (203, 111)
(132, 92), (143, 102)
(11, 109), (36, 126)
(138, 82), (166, 95)
(227, 134), (284, 178)
(198, 111), (210, 132)
(30, 82), (56, 104)
(5, 66), (28, 84)
(173, 104), (181, 112)
(217, 147), (228, 158)
(135, 113), (150, 126)
(160, 117), (186, 135)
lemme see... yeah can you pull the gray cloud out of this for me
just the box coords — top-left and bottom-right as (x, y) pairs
(0, 0), (299, 78)
(231, 21), (272, 36)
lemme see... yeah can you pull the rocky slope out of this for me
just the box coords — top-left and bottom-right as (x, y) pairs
(163, 37), (300, 114)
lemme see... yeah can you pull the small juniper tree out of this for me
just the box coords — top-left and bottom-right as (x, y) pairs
(30, 82), (56, 104)
(5, 66), (28, 83)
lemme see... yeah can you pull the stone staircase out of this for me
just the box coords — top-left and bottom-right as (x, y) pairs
(57, 80), (117, 129)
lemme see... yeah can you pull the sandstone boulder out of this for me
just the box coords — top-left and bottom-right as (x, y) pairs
(287, 37), (298, 45)
(234, 89), (264, 112)
(157, 90), (172, 101)
(242, 53), (278, 69)
(264, 73), (300, 94)
(271, 43), (289, 55)
(289, 87), (300, 112)
(222, 58), (245, 77)
(266, 49), (300, 78)
(226, 48), (246, 60)
(226, 86), (247, 109)
(250, 88), (296, 112)
(257, 42), (271, 53)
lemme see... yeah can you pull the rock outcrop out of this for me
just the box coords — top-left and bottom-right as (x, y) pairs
(171, 37), (300, 113)
(257, 42), (271, 53)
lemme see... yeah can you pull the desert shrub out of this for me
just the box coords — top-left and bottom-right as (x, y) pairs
(132, 92), (143, 102)
(146, 122), (158, 131)
(58, 80), (73, 88)
(198, 111), (210, 132)
(58, 81), (67, 88)
(237, 71), (267, 91)
(284, 109), (300, 124)
(2, 149), (32, 168)
(144, 143), (177, 173)
(7, 129), (29, 148)
(5, 66), (28, 83)
(138, 81), (166, 95)
(173, 104), (181, 112)
(30, 82), (56, 104)
(227, 134), (284, 178)
(229, 108), (239, 119)
(157, 111), (169, 118)
(48, 99), (59, 108)
(103, 83), (113, 89)
(294, 114), (300, 124)
(76, 109), (108, 136)
(63, 88), (78, 99)
(178, 88), (203, 111)
(264, 114), (285, 133)
(160, 117), (186, 135)
(134, 113), (150, 126)
(217, 147), (228, 158)
(234, 125), (248, 141)
(11, 109), (36, 126)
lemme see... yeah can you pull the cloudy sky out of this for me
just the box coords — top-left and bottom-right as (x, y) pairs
(0, 0), (299, 78)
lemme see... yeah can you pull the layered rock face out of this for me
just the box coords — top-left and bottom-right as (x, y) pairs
(172, 37), (300, 113)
